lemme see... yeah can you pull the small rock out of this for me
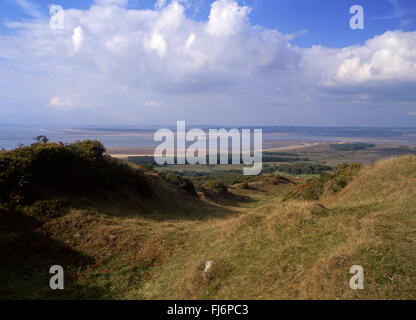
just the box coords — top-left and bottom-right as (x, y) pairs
(204, 260), (213, 272)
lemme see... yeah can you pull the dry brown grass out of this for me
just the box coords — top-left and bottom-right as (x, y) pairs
(4, 155), (416, 299)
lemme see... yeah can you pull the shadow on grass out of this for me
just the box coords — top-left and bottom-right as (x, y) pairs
(202, 192), (259, 207)
(0, 210), (106, 299)
(64, 186), (249, 222)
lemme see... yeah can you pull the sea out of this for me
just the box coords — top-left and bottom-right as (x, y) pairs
(1, 125), (416, 150)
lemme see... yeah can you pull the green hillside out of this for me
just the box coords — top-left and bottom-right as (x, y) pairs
(1, 142), (415, 299)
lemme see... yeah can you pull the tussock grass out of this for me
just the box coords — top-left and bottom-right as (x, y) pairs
(2, 155), (416, 299)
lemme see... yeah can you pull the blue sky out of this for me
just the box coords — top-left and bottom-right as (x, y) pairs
(0, 0), (416, 126)
(2, 0), (416, 47)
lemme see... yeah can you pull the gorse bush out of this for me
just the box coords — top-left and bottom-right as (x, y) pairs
(332, 162), (362, 190)
(198, 181), (230, 199)
(0, 140), (152, 207)
(69, 140), (106, 160)
(160, 171), (230, 198)
(31, 199), (70, 219)
(159, 172), (198, 197)
(290, 162), (362, 200)
(202, 181), (228, 194)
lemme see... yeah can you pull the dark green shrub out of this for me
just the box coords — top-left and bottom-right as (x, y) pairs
(204, 181), (228, 194)
(290, 162), (362, 200)
(0, 153), (31, 206)
(188, 173), (255, 189)
(31, 199), (69, 219)
(333, 162), (362, 190)
(199, 181), (230, 198)
(0, 139), (153, 207)
(70, 140), (105, 160)
(272, 163), (333, 175)
(160, 172), (198, 197)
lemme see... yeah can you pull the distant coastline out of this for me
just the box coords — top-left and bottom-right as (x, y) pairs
(1, 125), (416, 151)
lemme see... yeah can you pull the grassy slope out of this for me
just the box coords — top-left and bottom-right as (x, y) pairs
(2, 156), (416, 299)
(134, 156), (416, 299)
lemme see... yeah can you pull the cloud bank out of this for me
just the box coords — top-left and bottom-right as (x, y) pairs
(1, 0), (416, 125)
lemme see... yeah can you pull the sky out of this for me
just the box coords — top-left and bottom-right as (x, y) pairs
(0, 0), (416, 127)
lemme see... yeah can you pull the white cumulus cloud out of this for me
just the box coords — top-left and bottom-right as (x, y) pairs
(48, 97), (72, 110)
(0, 0), (415, 126)
(72, 26), (83, 53)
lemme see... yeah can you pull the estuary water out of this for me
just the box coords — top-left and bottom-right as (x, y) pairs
(1, 125), (416, 150)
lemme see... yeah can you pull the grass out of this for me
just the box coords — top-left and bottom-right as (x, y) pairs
(1, 155), (416, 299)
(292, 143), (416, 166)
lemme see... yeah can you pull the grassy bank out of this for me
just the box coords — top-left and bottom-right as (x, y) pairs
(1, 142), (415, 299)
